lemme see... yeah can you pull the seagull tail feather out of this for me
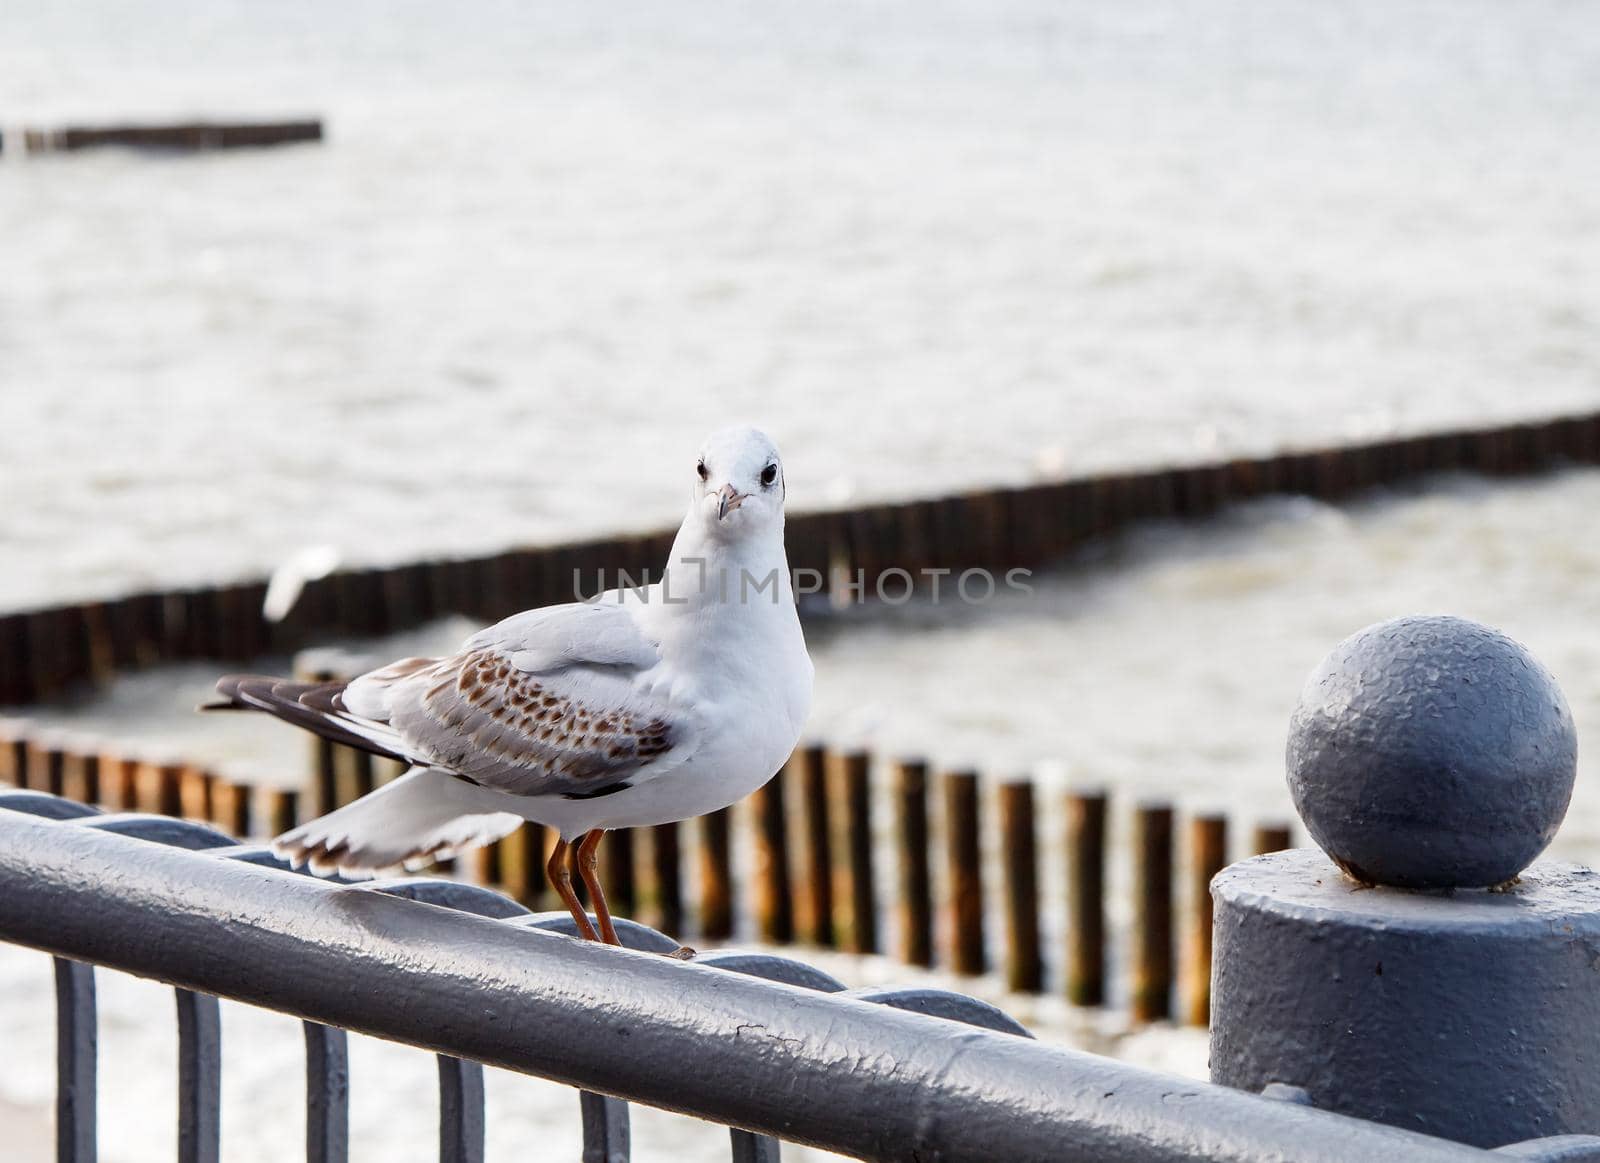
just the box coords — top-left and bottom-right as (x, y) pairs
(273, 766), (524, 877)
(204, 673), (409, 764)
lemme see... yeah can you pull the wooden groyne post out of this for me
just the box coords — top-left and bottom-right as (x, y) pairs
(999, 780), (1043, 993)
(750, 768), (794, 943)
(1184, 813), (1229, 1026)
(699, 807), (734, 941)
(832, 750), (878, 955)
(1065, 790), (1108, 1006)
(1132, 802), (1175, 1022)
(943, 770), (985, 976)
(893, 758), (934, 968)
(17, 120), (323, 154)
(793, 746), (835, 948)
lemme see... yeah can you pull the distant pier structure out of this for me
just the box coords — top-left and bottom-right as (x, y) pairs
(1, 118), (322, 155)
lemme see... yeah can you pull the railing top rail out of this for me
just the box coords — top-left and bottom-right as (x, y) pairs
(0, 807), (1493, 1162)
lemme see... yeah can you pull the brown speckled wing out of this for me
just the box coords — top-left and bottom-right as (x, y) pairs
(388, 646), (687, 799)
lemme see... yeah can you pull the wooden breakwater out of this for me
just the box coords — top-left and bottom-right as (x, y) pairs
(4, 409), (1599, 708)
(3, 119), (322, 155)
(0, 726), (1292, 1024)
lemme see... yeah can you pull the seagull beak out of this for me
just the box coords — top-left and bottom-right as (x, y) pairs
(716, 484), (746, 520)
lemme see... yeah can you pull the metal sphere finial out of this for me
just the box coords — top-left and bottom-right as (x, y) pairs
(1286, 615), (1577, 888)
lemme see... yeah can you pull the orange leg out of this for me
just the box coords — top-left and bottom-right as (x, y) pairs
(545, 836), (599, 942)
(575, 830), (621, 946)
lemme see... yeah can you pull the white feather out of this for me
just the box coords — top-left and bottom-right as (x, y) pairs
(273, 766), (522, 875)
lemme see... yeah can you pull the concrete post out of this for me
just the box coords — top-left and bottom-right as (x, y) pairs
(1211, 615), (1600, 1151)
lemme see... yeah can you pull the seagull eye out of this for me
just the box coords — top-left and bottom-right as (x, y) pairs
(760, 464), (778, 487)
(697, 461), (709, 482)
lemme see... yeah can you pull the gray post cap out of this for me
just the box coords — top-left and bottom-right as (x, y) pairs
(1286, 614), (1577, 889)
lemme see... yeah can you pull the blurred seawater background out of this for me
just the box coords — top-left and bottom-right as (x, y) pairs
(2, 0), (1597, 604)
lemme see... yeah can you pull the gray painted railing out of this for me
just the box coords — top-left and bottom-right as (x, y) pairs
(0, 790), (1504, 1162)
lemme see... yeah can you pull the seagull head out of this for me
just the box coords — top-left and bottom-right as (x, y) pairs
(692, 426), (786, 537)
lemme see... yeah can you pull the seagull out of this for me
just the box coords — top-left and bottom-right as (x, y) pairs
(206, 426), (813, 949)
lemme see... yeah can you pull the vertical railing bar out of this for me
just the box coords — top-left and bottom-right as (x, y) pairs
(729, 1127), (781, 1162)
(579, 1090), (631, 1163)
(175, 989), (221, 1163)
(436, 1055), (485, 1163)
(53, 958), (97, 1163)
(302, 1022), (349, 1163)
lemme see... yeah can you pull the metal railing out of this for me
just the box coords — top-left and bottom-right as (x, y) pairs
(0, 790), (1497, 1162)
(0, 728), (1298, 1026)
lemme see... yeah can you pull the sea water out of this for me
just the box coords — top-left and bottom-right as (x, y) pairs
(2, 0), (1597, 608)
